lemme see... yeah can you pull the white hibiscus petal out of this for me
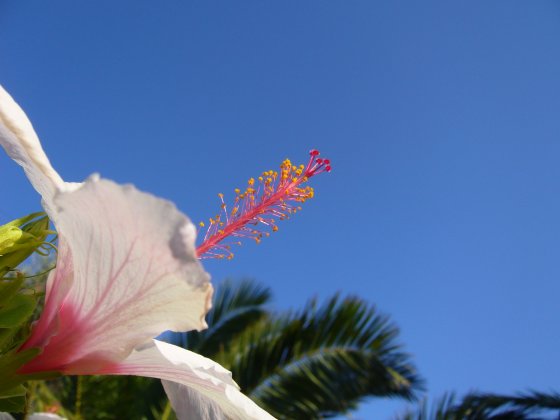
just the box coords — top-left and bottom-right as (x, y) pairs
(101, 340), (275, 420)
(20, 177), (212, 374)
(163, 382), (227, 420)
(0, 84), (65, 206)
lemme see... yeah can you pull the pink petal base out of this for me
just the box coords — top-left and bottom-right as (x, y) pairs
(18, 301), (112, 374)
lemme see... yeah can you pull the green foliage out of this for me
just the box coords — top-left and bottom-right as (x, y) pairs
(0, 293), (36, 329)
(0, 385), (27, 413)
(396, 393), (459, 420)
(0, 348), (40, 410)
(218, 294), (423, 419)
(41, 376), (165, 420)
(454, 390), (560, 419)
(0, 275), (42, 402)
(0, 276), (36, 352)
(396, 390), (560, 420)
(0, 212), (52, 279)
(0, 212), (55, 412)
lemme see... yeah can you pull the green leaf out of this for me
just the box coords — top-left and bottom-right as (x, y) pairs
(219, 294), (424, 418)
(396, 390), (560, 420)
(0, 328), (18, 352)
(0, 384), (27, 412)
(3, 212), (46, 230)
(0, 278), (38, 353)
(0, 348), (41, 394)
(21, 213), (49, 237)
(0, 226), (24, 251)
(0, 294), (37, 328)
(0, 212), (51, 278)
(0, 276), (25, 306)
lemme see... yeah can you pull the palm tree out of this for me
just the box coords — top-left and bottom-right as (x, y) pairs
(166, 278), (424, 419)
(395, 390), (560, 420)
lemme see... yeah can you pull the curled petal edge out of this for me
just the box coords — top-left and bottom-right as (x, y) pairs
(0, 84), (65, 208)
(99, 340), (276, 420)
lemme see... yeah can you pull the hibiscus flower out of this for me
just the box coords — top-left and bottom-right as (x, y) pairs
(0, 84), (274, 420)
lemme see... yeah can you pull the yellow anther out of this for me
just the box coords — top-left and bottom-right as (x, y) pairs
(234, 188), (241, 194)
(248, 178), (255, 186)
(199, 222), (205, 227)
(272, 225), (279, 232)
(218, 193), (224, 199)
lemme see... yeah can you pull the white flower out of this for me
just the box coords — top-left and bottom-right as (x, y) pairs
(0, 84), (275, 420)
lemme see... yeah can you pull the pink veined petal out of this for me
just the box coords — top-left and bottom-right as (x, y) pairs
(20, 177), (212, 374)
(0, 84), (65, 207)
(99, 339), (276, 420)
(20, 237), (75, 354)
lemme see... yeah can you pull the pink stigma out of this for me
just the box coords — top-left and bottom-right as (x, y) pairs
(196, 149), (331, 259)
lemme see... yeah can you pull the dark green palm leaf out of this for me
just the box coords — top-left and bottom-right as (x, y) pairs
(454, 390), (560, 419)
(217, 294), (423, 419)
(396, 390), (560, 420)
(396, 393), (459, 420)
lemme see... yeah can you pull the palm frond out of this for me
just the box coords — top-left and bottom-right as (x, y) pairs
(395, 393), (458, 420)
(396, 390), (560, 420)
(454, 390), (560, 419)
(218, 294), (423, 419)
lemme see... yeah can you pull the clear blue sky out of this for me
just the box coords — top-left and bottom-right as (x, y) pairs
(1, 1), (559, 418)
